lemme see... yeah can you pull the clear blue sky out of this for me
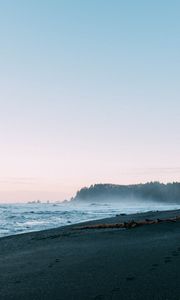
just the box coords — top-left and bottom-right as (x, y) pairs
(0, 1), (180, 202)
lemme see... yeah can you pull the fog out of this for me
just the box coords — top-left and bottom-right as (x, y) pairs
(69, 197), (180, 217)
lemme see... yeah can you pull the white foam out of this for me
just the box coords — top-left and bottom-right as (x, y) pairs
(0, 201), (180, 237)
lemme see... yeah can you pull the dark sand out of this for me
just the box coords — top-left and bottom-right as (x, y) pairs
(1, 209), (180, 300)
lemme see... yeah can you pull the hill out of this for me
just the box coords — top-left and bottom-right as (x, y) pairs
(72, 182), (180, 203)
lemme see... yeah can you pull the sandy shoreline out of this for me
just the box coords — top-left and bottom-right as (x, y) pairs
(1, 209), (180, 299)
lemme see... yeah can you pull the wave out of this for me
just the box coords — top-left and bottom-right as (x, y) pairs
(0, 202), (180, 238)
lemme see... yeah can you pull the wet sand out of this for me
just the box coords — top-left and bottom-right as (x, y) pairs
(1, 209), (180, 299)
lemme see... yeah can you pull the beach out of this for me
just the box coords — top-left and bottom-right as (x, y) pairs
(1, 209), (180, 300)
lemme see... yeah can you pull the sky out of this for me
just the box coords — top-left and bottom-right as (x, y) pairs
(0, 0), (180, 202)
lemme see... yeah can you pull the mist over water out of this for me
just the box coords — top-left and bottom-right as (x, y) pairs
(1, 199), (180, 238)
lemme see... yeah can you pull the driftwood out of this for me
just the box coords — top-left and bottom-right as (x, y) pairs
(76, 215), (180, 230)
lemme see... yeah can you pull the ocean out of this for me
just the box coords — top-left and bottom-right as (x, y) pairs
(0, 201), (180, 238)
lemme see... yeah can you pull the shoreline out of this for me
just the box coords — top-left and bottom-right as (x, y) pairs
(2, 207), (180, 241)
(1, 209), (180, 299)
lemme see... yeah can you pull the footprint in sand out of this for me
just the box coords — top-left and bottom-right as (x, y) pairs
(94, 295), (104, 300)
(14, 280), (21, 284)
(149, 263), (159, 271)
(126, 276), (135, 281)
(111, 287), (120, 292)
(150, 267), (156, 271)
(152, 263), (159, 267)
(172, 252), (178, 256)
(164, 259), (171, 263)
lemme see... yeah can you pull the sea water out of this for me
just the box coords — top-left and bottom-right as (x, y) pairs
(0, 201), (180, 238)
